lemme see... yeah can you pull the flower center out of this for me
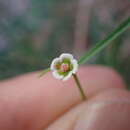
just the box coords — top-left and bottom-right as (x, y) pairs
(60, 63), (70, 72)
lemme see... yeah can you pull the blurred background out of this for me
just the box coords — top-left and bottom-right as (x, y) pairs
(0, 0), (130, 87)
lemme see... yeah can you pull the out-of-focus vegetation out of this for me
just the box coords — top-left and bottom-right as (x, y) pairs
(0, 0), (130, 87)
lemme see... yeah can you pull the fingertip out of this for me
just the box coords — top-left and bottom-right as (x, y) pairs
(46, 89), (130, 130)
(74, 89), (130, 130)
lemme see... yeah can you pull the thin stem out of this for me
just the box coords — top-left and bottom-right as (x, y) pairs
(39, 68), (50, 78)
(72, 74), (87, 101)
(78, 17), (130, 65)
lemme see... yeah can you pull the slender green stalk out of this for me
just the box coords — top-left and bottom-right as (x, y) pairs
(39, 68), (50, 78)
(78, 17), (130, 65)
(72, 74), (86, 101)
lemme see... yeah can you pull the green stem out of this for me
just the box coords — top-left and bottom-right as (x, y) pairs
(72, 74), (86, 101)
(78, 17), (130, 65)
(39, 68), (50, 78)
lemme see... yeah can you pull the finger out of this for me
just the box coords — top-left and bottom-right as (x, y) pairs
(46, 89), (130, 130)
(0, 66), (126, 130)
(75, 88), (130, 130)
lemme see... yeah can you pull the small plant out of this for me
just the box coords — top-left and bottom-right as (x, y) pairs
(39, 17), (130, 101)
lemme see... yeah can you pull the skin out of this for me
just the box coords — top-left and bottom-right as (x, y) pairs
(0, 65), (130, 130)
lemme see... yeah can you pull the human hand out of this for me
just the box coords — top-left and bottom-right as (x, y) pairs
(0, 66), (130, 130)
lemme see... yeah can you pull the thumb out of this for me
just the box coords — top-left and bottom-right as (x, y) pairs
(46, 89), (130, 130)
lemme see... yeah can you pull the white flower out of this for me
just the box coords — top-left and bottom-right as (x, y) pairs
(50, 53), (78, 81)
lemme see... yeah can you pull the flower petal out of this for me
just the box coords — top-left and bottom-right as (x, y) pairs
(71, 59), (78, 74)
(50, 53), (79, 81)
(50, 58), (60, 71)
(62, 71), (73, 81)
(60, 53), (73, 61)
(52, 71), (63, 80)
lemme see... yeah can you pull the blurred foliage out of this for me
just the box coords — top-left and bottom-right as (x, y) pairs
(0, 0), (75, 79)
(0, 0), (130, 88)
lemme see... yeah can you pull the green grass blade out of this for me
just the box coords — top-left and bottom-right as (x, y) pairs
(38, 68), (50, 78)
(78, 17), (130, 65)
